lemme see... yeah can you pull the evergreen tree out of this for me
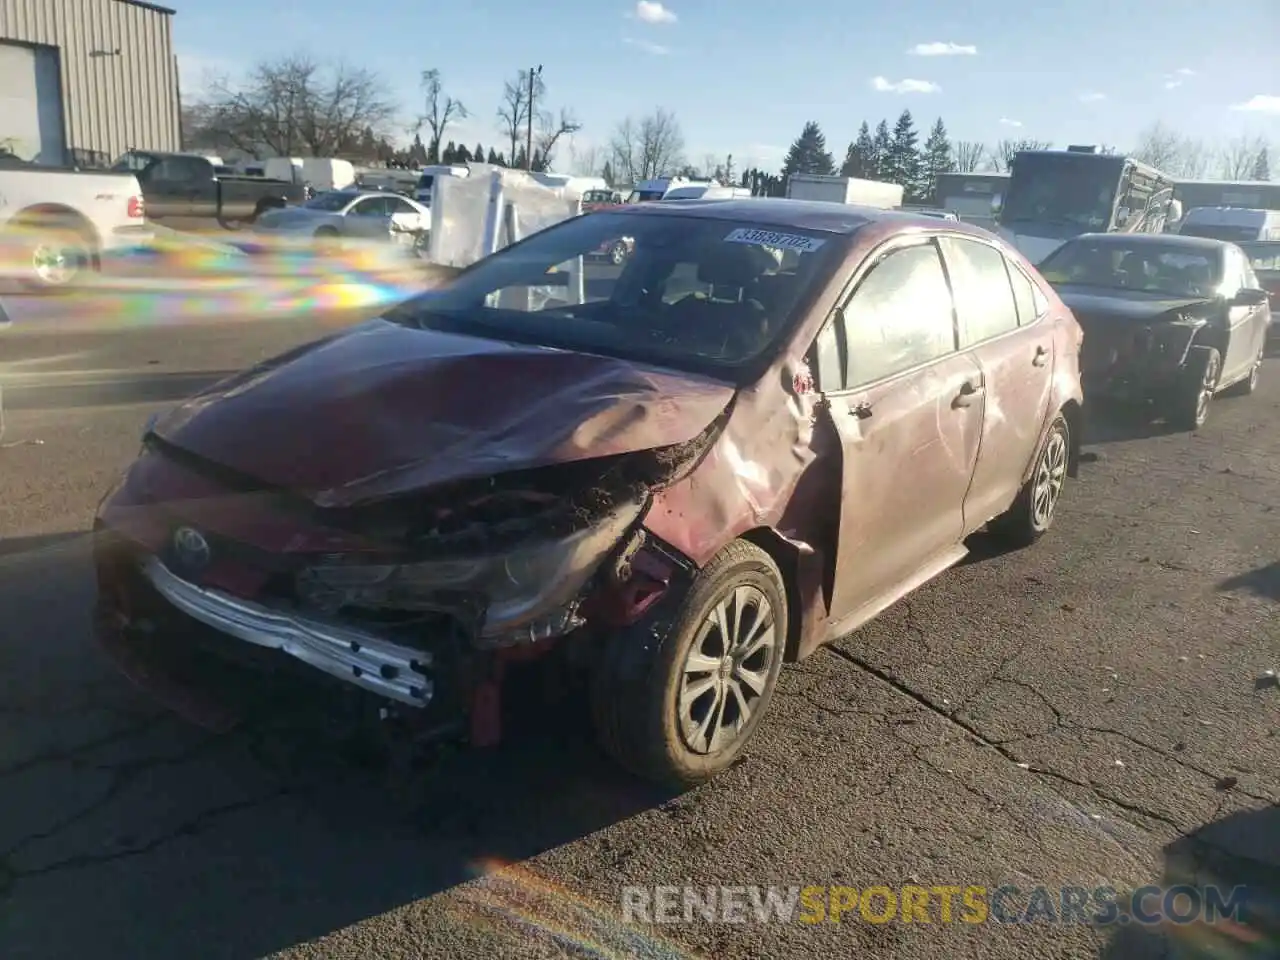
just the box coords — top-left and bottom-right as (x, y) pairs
(1252, 146), (1271, 181)
(870, 120), (892, 180)
(454, 144), (472, 163)
(441, 141), (458, 163)
(782, 121), (836, 177)
(602, 160), (616, 186)
(487, 147), (502, 165)
(474, 143), (485, 164)
(513, 146), (528, 169)
(884, 110), (922, 198)
(921, 117), (954, 203)
(840, 122), (876, 178)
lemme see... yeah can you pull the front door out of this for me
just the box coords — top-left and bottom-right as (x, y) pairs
(939, 236), (1054, 527)
(816, 239), (984, 625)
(1221, 246), (1266, 379)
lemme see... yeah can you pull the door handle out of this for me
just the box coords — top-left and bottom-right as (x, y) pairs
(847, 402), (872, 419)
(1032, 345), (1049, 367)
(953, 380), (984, 408)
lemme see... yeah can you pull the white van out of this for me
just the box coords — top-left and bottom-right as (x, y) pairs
(1177, 207), (1280, 242)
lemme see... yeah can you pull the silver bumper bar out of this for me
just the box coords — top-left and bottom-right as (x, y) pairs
(141, 557), (433, 707)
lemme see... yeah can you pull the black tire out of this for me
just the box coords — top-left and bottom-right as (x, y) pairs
(590, 540), (788, 786)
(1171, 345), (1221, 430)
(609, 240), (629, 266)
(314, 228), (341, 252)
(16, 221), (92, 291)
(1221, 346), (1263, 398)
(988, 413), (1071, 549)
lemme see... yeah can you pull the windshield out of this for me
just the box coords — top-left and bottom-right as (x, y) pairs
(1238, 242), (1280, 272)
(627, 189), (666, 203)
(385, 213), (840, 376)
(583, 190), (615, 204)
(1039, 238), (1223, 299)
(1001, 155), (1123, 230)
(304, 192), (356, 211)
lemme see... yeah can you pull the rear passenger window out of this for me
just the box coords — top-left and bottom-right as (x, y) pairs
(840, 242), (957, 388)
(1007, 262), (1042, 325)
(941, 237), (1020, 346)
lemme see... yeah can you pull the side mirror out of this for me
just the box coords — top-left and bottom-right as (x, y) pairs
(1231, 287), (1270, 307)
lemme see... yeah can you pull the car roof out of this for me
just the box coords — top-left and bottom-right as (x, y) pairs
(1068, 232), (1229, 252)
(610, 197), (988, 236)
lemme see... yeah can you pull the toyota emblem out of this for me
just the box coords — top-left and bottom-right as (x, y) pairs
(171, 526), (212, 573)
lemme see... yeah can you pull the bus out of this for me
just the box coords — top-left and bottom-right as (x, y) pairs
(995, 147), (1177, 263)
(933, 172), (1009, 227)
(1174, 180), (1280, 218)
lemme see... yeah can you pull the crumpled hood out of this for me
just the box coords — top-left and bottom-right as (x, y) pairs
(1055, 286), (1213, 323)
(152, 318), (735, 507)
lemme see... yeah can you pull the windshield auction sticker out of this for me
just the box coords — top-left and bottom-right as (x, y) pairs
(723, 228), (827, 253)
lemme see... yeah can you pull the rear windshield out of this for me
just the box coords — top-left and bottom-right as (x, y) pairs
(1179, 223), (1262, 243)
(1238, 242), (1280, 271)
(304, 192), (356, 211)
(386, 212), (841, 378)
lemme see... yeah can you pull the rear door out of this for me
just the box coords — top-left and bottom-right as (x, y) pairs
(1220, 245), (1263, 378)
(939, 236), (1054, 528)
(814, 237), (985, 627)
(344, 196), (393, 237)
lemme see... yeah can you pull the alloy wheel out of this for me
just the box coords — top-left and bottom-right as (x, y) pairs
(1032, 427), (1069, 529)
(677, 585), (779, 755)
(1196, 355), (1220, 425)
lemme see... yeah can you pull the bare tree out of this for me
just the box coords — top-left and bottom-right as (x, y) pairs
(1219, 135), (1269, 180)
(1131, 122), (1216, 177)
(496, 69), (542, 166)
(534, 107), (582, 171)
(570, 140), (602, 177)
(415, 69), (467, 164)
(198, 54), (397, 157)
(610, 108), (685, 183)
(953, 141), (985, 173)
(988, 139), (1053, 172)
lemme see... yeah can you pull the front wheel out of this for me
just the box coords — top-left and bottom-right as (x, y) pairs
(1171, 345), (1221, 430)
(590, 540), (788, 786)
(609, 240), (629, 266)
(988, 413), (1071, 548)
(1221, 346), (1263, 398)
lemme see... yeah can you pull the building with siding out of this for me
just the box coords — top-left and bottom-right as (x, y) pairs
(0, 0), (180, 167)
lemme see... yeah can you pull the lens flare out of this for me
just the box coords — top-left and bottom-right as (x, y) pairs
(0, 223), (436, 331)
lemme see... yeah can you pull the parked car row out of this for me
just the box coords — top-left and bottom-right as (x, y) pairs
(88, 197), (1273, 793)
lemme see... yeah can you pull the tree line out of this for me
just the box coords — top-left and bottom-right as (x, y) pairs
(180, 54), (1274, 193)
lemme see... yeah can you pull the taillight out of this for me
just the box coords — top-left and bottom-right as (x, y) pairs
(127, 195), (145, 219)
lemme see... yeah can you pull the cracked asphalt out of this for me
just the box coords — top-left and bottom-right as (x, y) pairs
(0, 303), (1276, 960)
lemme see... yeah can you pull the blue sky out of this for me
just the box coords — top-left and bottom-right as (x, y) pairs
(174, 0), (1279, 172)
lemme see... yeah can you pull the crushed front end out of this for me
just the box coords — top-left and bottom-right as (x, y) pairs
(93, 428), (709, 745)
(1076, 312), (1208, 402)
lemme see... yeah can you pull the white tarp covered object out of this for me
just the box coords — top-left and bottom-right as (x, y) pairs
(429, 165), (582, 270)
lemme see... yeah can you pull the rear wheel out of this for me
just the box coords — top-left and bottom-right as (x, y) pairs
(591, 540), (787, 786)
(609, 240), (629, 265)
(1221, 346), (1263, 397)
(16, 221), (92, 290)
(1172, 345), (1220, 430)
(988, 413), (1070, 548)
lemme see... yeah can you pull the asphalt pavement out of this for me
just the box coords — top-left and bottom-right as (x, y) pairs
(0, 303), (1276, 960)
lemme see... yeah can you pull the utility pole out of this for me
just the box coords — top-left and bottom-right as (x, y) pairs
(525, 64), (542, 171)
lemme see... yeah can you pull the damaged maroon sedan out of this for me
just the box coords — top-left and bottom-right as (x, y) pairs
(94, 200), (1084, 785)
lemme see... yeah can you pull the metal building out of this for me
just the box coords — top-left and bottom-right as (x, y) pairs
(0, 0), (180, 167)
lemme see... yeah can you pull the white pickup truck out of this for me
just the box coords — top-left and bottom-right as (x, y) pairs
(0, 157), (150, 290)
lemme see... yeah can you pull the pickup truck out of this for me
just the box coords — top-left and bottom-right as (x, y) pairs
(113, 151), (304, 229)
(0, 155), (150, 289)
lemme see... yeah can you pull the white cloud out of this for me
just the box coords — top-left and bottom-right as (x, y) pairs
(1231, 94), (1280, 113)
(909, 41), (977, 56)
(999, 117), (1023, 127)
(623, 36), (670, 55)
(1164, 79), (1183, 90)
(632, 1), (677, 24)
(870, 76), (940, 94)
(1079, 92), (1106, 102)
(1162, 68), (1196, 90)
(1176, 67), (1196, 76)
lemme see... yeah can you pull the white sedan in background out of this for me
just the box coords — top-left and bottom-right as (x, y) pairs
(253, 189), (430, 248)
